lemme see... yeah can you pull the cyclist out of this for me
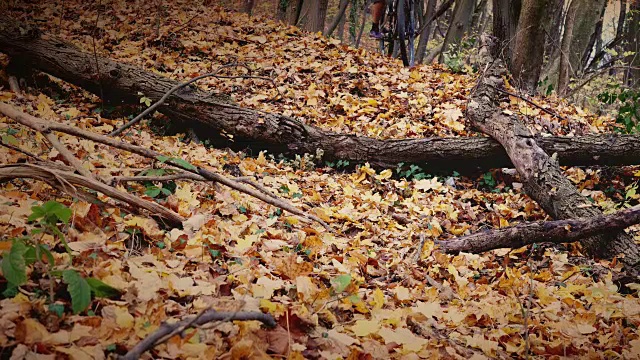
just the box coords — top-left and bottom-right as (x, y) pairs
(369, 0), (386, 39)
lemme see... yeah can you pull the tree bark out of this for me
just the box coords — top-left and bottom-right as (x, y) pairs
(416, 0), (436, 64)
(623, 0), (640, 86)
(440, 205), (640, 254)
(337, 1), (347, 41)
(243, 0), (256, 15)
(557, 0), (578, 95)
(491, 0), (521, 66)
(466, 59), (640, 270)
(581, 1), (606, 70)
(416, 0), (454, 64)
(299, 0), (329, 33)
(510, 0), (549, 93)
(287, 0), (304, 25)
(439, 0), (475, 63)
(1, 21), (640, 173)
(324, 0), (349, 36)
(558, 0), (607, 94)
(277, 0), (288, 21)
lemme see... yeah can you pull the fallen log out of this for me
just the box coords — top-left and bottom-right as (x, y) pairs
(466, 61), (640, 271)
(439, 206), (640, 254)
(0, 20), (639, 172)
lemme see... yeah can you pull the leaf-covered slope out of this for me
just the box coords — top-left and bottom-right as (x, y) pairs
(0, 1), (639, 359)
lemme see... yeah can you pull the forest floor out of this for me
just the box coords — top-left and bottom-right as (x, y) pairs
(1, 1), (640, 359)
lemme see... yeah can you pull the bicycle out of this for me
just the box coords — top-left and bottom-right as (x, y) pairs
(377, 0), (418, 67)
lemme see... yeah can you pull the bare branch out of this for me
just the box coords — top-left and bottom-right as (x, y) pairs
(121, 310), (276, 360)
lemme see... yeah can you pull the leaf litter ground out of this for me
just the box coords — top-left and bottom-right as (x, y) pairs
(1, 1), (640, 359)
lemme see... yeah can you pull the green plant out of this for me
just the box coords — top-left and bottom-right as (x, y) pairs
(478, 171), (496, 189)
(138, 91), (152, 107)
(395, 162), (430, 180)
(537, 76), (554, 96)
(598, 85), (640, 133)
(325, 159), (350, 169)
(1, 201), (120, 314)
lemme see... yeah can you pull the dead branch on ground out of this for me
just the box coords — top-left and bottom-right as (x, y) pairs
(121, 310), (276, 360)
(0, 102), (331, 231)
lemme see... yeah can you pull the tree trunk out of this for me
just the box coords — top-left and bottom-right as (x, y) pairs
(491, 0), (521, 65)
(324, 0), (349, 36)
(544, 0), (564, 56)
(287, 0), (304, 25)
(416, 0), (454, 63)
(439, 0), (476, 63)
(581, 2), (606, 70)
(558, 0), (607, 94)
(557, 0), (578, 95)
(337, 2), (347, 41)
(470, 0), (488, 31)
(1, 20), (640, 173)
(416, 0), (436, 64)
(299, 0), (329, 33)
(623, 0), (640, 86)
(243, 0), (256, 15)
(277, 0), (288, 21)
(510, 0), (549, 93)
(466, 59), (640, 271)
(354, 0), (368, 48)
(616, 0), (627, 40)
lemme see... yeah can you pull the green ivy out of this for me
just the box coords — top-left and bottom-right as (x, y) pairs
(598, 85), (640, 134)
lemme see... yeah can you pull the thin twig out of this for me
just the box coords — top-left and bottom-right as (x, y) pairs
(0, 140), (39, 160)
(171, 12), (200, 34)
(121, 310), (276, 360)
(486, 84), (569, 122)
(43, 132), (96, 180)
(413, 234), (427, 262)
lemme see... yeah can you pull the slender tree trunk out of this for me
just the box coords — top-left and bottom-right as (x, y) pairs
(624, 0), (640, 86)
(544, 0), (564, 55)
(286, 0), (303, 25)
(616, 0), (627, 40)
(277, 0), (288, 21)
(471, 0), (488, 30)
(581, 2), (606, 69)
(338, 2), (347, 40)
(243, 0), (256, 15)
(355, 0), (368, 48)
(439, 0), (476, 63)
(560, 0), (607, 89)
(557, 0), (578, 95)
(299, 0), (329, 33)
(475, 0), (490, 33)
(325, 0), (349, 36)
(416, 0), (436, 64)
(491, 0), (521, 66)
(415, 0), (455, 64)
(510, 0), (549, 93)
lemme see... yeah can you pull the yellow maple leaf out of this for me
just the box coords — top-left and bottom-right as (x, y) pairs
(352, 320), (380, 337)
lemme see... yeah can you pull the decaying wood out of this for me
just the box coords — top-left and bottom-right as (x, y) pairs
(0, 163), (186, 226)
(439, 205), (640, 253)
(466, 61), (640, 271)
(1, 20), (640, 172)
(0, 102), (330, 231)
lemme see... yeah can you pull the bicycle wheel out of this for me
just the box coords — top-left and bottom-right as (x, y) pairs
(396, 0), (416, 67)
